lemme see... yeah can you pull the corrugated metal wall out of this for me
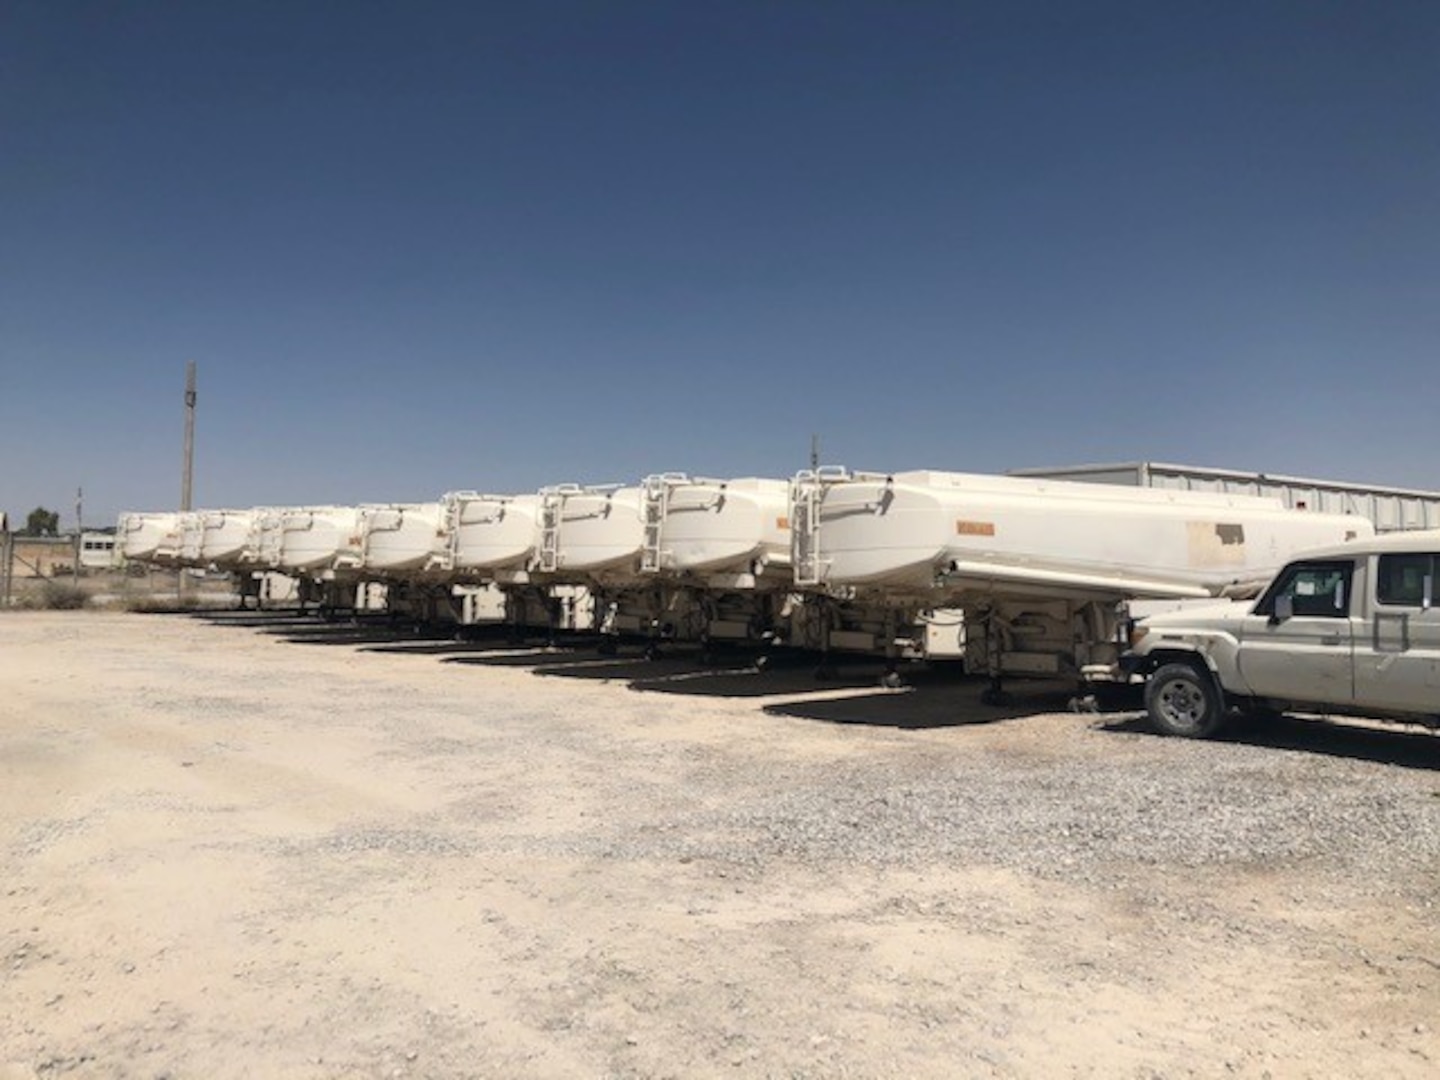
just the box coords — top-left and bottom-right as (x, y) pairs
(1012, 463), (1440, 532)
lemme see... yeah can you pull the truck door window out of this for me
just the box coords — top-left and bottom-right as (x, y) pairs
(1255, 560), (1354, 619)
(1376, 553), (1439, 607)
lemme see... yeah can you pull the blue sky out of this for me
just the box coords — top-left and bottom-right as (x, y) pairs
(2, 1), (1436, 526)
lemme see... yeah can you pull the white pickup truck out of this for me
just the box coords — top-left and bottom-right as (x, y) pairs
(1118, 530), (1440, 737)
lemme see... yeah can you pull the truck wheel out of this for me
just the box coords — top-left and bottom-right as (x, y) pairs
(1145, 663), (1225, 738)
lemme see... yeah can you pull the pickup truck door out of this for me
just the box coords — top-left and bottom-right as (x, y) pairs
(1353, 552), (1440, 714)
(1235, 559), (1355, 705)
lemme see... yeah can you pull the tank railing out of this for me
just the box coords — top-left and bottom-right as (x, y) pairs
(539, 482), (623, 497)
(442, 489), (527, 503)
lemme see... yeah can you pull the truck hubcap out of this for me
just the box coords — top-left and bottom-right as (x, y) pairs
(1159, 680), (1205, 727)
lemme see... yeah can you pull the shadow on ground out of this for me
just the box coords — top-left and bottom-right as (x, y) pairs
(196, 610), (459, 647)
(188, 611), (1075, 730)
(1098, 713), (1440, 771)
(762, 678), (1076, 730)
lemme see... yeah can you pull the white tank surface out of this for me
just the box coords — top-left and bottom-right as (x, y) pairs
(117, 512), (182, 565)
(539, 485), (645, 577)
(640, 474), (792, 580)
(176, 514), (209, 566)
(359, 502), (445, 574)
(277, 506), (365, 575)
(793, 468), (1375, 602)
(150, 512), (199, 568)
(195, 512), (257, 570)
(241, 509), (289, 570)
(441, 492), (541, 575)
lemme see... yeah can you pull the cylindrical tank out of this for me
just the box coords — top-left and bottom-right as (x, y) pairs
(277, 507), (363, 573)
(548, 486), (644, 574)
(795, 469), (1375, 598)
(197, 510), (257, 570)
(117, 512), (181, 565)
(360, 503), (444, 573)
(650, 476), (791, 576)
(444, 493), (541, 573)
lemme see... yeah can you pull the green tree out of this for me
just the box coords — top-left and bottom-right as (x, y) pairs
(23, 507), (60, 536)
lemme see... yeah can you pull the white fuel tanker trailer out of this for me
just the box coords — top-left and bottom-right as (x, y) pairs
(189, 508), (297, 608)
(271, 505), (375, 616)
(530, 483), (650, 651)
(791, 468), (1374, 702)
(349, 502), (461, 624)
(116, 511), (183, 568)
(432, 491), (587, 638)
(632, 474), (793, 659)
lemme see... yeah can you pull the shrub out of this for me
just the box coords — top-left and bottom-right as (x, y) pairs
(18, 582), (91, 611)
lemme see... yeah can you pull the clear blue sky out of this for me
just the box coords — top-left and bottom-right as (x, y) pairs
(2, 1), (1436, 526)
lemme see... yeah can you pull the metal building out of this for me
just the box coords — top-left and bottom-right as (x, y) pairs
(1009, 462), (1440, 532)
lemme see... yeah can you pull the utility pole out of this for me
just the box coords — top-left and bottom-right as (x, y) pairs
(181, 362), (197, 513)
(73, 486), (83, 584)
(1, 512), (11, 609)
(179, 362), (197, 599)
(810, 433), (820, 471)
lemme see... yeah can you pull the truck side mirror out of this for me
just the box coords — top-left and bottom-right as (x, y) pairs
(1424, 574), (1434, 612)
(1270, 594), (1294, 624)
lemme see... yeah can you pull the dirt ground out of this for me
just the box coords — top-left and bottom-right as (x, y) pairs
(2, 612), (1438, 1079)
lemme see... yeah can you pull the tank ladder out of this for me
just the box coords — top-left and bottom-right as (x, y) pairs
(791, 472), (824, 587)
(791, 467), (856, 587)
(640, 473), (688, 574)
(538, 488), (570, 573)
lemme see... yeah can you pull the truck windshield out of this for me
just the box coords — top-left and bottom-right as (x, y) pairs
(1254, 560), (1354, 619)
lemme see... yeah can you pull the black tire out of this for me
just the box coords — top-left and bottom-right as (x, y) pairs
(1145, 663), (1226, 738)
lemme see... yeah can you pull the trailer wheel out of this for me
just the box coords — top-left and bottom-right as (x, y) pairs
(1145, 663), (1225, 738)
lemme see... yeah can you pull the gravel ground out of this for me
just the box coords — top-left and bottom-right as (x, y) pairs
(2, 611), (1438, 1078)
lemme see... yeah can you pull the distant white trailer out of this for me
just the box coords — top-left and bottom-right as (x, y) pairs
(792, 467), (1373, 699)
(78, 532), (119, 570)
(1011, 462), (1440, 533)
